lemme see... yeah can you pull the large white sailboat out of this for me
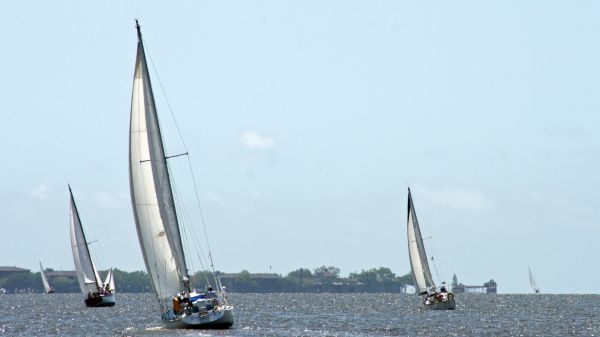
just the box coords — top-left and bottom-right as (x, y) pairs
(406, 188), (455, 310)
(128, 20), (234, 329)
(69, 185), (115, 307)
(529, 267), (540, 294)
(39, 261), (55, 294)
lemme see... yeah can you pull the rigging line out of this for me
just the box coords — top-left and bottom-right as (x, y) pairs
(144, 35), (217, 277)
(418, 202), (446, 285)
(170, 177), (194, 272)
(170, 175), (211, 283)
(196, 253), (211, 286)
(430, 256), (441, 285)
(427, 231), (446, 284)
(170, 175), (199, 263)
(143, 37), (189, 155)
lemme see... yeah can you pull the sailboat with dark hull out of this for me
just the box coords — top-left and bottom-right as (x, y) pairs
(129, 20), (233, 329)
(69, 186), (115, 307)
(406, 188), (455, 310)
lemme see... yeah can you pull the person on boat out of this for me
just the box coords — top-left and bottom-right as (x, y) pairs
(206, 286), (216, 297)
(173, 296), (182, 315)
(433, 285), (448, 302)
(104, 283), (111, 294)
(87, 290), (92, 299)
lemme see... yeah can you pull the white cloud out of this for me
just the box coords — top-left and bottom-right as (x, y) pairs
(31, 184), (49, 200)
(413, 185), (495, 213)
(240, 130), (274, 150)
(514, 188), (561, 206)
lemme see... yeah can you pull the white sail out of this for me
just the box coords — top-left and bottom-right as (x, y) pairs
(104, 269), (116, 291)
(69, 186), (102, 295)
(39, 261), (52, 293)
(407, 188), (436, 295)
(129, 21), (189, 312)
(529, 267), (540, 293)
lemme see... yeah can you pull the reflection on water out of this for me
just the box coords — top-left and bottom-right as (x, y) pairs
(0, 293), (598, 336)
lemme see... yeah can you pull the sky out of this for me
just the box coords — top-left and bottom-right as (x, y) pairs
(1, 1), (600, 294)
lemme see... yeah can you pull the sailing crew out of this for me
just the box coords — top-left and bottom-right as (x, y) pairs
(206, 286), (216, 298)
(173, 296), (182, 315)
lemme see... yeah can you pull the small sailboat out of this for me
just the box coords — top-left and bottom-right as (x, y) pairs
(104, 269), (116, 294)
(39, 261), (55, 293)
(128, 20), (233, 329)
(69, 185), (115, 307)
(529, 267), (540, 294)
(406, 188), (456, 310)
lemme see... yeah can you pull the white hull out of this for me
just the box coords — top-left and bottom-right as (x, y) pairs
(425, 298), (456, 310)
(164, 306), (234, 329)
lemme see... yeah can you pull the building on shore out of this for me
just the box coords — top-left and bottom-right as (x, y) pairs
(0, 266), (30, 279)
(452, 279), (497, 294)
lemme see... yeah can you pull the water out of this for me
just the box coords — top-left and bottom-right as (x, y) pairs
(1, 293), (598, 336)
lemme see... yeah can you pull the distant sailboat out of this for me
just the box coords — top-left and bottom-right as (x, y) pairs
(104, 269), (116, 294)
(69, 185), (115, 307)
(129, 20), (233, 328)
(529, 267), (540, 294)
(407, 188), (456, 310)
(39, 261), (55, 293)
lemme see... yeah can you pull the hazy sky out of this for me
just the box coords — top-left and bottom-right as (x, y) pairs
(2, 1), (599, 294)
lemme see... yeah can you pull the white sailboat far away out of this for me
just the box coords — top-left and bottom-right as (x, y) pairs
(129, 20), (234, 329)
(407, 188), (456, 310)
(69, 185), (115, 307)
(529, 267), (540, 294)
(39, 261), (55, 294)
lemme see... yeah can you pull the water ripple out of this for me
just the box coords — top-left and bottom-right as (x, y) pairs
(0, 293), (599, 336)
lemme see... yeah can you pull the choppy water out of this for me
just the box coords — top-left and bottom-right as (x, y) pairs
(1, 293), (598, 336)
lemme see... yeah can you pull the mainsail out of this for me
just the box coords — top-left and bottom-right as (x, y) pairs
(407, 188), (436, 295)
(69, 186), (102, 295)
(39, 261), (52, 293)
(129, 20), (189, 313)
(529, 267), (540, 293)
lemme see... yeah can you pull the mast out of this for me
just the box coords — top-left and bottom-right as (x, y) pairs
(69, 185), (102, 295)
(407, 188), (436, 295)
(129, 20), (190, 313)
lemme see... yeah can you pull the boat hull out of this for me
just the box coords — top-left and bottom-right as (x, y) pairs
(85, 293), (115, 307)
(164, 306), (234, 329)
(426, 298), (456, 310)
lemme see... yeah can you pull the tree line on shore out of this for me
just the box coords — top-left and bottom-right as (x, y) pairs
(0, 266), (413, 293)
